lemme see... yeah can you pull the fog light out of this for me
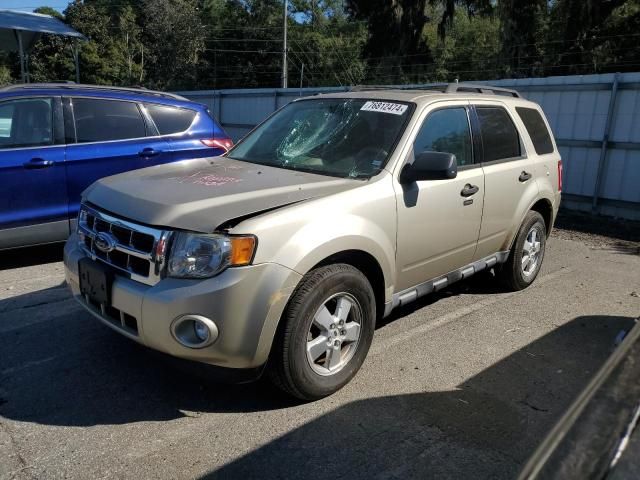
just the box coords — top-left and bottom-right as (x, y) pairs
(171, 315), (219, 349)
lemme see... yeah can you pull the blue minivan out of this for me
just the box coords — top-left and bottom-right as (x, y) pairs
(0, 83), (232, 249)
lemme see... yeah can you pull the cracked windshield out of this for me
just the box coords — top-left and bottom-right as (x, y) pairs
(228, 98), (411, 178)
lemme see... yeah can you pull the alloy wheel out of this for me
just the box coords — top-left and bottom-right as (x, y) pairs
(306, 292), (362, 376)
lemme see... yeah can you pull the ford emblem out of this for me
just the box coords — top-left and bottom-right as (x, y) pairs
(94, 232), (117, 253)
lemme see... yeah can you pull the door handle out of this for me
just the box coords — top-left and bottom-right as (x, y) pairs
(460, 184), (479, 197)
(138, 148), (161, 158)
(519, 171), (532, 182)
(23, 158), (54, 169)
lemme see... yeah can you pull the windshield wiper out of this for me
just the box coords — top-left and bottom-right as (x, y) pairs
(279, 164), (347, 178)
(227, 156), (376, 180)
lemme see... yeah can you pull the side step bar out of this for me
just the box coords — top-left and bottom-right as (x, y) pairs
(383, 251), (510, 317)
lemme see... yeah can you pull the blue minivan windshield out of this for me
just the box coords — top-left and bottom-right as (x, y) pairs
(228, 98), (412, 178)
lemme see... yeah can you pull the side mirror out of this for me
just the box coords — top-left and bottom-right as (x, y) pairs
(399, 151), (458, 184)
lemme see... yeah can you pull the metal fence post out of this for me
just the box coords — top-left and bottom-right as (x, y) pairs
(592, 73), (620, 211)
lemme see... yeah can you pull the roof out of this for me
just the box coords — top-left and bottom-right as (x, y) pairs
(305, 90), (529, 106)
(305, 83), (535, 107)
(351, 83), (521, 97)
(0, 83), (197, 107)
(0, 9), (86, 52)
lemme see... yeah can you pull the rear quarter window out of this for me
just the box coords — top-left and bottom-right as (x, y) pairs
(476, 106), (521, 162)
(146, 104), (196, 135)
(516, 107), (555, 155)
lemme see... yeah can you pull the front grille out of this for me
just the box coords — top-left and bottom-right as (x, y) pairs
(78, 205), (170, 285)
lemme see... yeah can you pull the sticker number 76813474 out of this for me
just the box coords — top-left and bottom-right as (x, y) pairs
(360, 101), (408, 115)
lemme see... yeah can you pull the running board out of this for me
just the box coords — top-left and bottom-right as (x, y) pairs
(383, 251), (510, 317)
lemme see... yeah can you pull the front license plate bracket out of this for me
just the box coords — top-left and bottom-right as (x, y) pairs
(78, 258), (113, 305)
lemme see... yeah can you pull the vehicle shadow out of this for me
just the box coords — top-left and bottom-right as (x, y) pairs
(0, 281), (634, 476)
(200, 315), (635, 480)
(0, 243), (65, 271)
(0, 271), (505, 426)
(377, 269), (504, 328)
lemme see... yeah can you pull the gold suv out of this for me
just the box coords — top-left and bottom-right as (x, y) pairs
(64, 84), (562, 400)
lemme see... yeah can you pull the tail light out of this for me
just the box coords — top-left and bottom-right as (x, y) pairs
(201, 138), (233, 153)
(557, 160), (563, 191)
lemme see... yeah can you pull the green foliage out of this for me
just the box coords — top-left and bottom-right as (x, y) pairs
(544, 0), (640, 75)
(425, 5), (500, 82)
(498, 0), (547, 77)
(65, 1), (144, 85)
(287, 5), (367, 87)
(347, 0), (432, 85)
(142, 0), (206, 89)
(0, 0), (638, 89)
(0, 64), (12, 86)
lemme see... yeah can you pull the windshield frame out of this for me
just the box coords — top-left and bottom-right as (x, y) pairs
(225, 97), (417, 179)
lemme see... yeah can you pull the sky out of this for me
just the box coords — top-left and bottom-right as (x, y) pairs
(1, 0), (70, 13)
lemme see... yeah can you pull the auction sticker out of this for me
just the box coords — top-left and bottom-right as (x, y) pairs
(360, 101), (408, 115)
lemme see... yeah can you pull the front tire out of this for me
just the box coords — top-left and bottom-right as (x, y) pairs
(268, 264), (376, 401)
(497, 211), (547, 291)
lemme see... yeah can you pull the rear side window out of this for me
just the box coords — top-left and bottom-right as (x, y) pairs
(516, 107), (554, 155)
(146, 104), (196, 135)
(72, 98), (146, 143)
(0, 98), (53, 149)
(476, 107), (521, 162)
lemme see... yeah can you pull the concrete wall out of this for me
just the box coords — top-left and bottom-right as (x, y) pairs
(177, 72), (640, 220)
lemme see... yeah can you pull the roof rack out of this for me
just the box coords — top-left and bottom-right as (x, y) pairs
(0, 83), (189, 101)
(350, 82), (521, 98)
(444, 83), (521, 97)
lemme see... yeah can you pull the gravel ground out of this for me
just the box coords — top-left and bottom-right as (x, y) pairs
(0, 213), (638, 480)
(553, 210), (640, 255)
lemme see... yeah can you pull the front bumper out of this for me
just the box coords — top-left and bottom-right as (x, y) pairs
(64, 234), (301, 368)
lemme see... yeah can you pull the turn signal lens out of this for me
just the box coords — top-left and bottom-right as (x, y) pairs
(230, 236), (256, 266)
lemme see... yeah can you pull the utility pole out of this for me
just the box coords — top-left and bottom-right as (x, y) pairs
(282, 0), (288, 88)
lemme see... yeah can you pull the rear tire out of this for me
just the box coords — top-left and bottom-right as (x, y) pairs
(497, 211), (547, 291)
(268, 264), (376, 401)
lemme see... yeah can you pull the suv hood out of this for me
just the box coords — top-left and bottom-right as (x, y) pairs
(83, 157), (361, 232)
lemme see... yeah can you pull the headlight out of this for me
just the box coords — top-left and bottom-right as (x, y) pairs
(167, 232), (256, 279)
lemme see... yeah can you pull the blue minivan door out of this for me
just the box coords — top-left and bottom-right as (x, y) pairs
(64, 97), (171, 220)
(0, 96), (69, 249)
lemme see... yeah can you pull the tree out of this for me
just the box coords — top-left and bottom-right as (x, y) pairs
(0, 59), (12, 86)
(198, 0), (282, 89)
(141, 0), (207, 89)
(429, 0), (493, 39)
(424, 4), (500, 82)
(545, 0), (638, 75)
(289, 0), (367, 87)
(346, 0), (432, 84)
(498, 0), (548, 77)
(25, 7), (75, 83)
(62, 1), (145, 85)
(2, 0), (637, 89)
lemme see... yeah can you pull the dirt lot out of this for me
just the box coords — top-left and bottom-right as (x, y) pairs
(0, 213), (638, 480)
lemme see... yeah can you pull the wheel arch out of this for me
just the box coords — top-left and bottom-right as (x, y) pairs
(309, 249), (386, 321)
(530, 197), (554, 237)
(507, 196), (555, 251)
(256, 244), (392, 367)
